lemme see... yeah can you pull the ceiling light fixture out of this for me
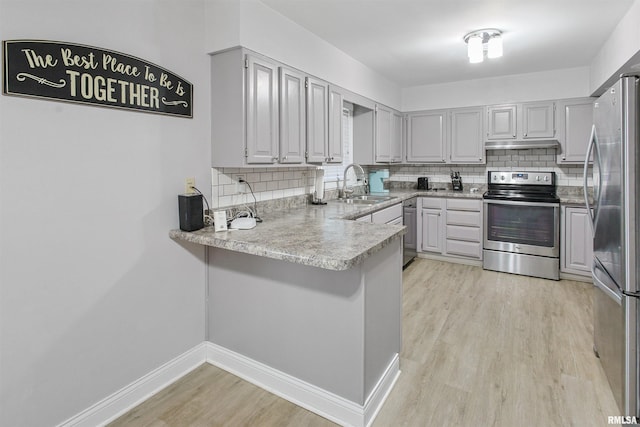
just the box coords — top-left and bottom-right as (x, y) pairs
(464, 29), (503, 64)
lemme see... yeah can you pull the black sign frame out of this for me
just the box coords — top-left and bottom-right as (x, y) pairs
(2, 40), (193, 118)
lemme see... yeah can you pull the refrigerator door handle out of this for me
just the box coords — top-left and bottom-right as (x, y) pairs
(583, 124), (601, 233)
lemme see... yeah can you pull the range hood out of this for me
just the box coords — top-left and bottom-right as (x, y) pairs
(485, 139), (560, 150)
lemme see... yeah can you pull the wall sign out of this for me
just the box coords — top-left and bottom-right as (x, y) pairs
(2, 40), (193, 118)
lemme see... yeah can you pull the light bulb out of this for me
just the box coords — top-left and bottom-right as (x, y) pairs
(487, 34), (503, 59)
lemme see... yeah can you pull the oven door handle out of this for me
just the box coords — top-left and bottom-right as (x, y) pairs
(483, 199), (559, 208)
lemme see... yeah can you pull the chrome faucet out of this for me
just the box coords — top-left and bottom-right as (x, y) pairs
(342, 163), (366, 198)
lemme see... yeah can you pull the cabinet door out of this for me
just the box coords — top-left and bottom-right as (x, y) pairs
(390, 111), (403, 162)
(450, 107), (484, 164)
(486, 105), (516, 140)
(246, 55), (279, 163)
(375, 105), (392, 162)
(420, 208), (443, 253)
(279, 67), (306, 164)
(406, 111), (447, 163)
(562, 207), (594, 275)
(403, 207), (417, 250)
(557, 98), (594, 163)
(306, 77), (329, 163)
(327, 86), (344, 163)
(522, 101), (555, 139)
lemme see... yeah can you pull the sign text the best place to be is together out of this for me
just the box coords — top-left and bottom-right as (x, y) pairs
(2, 40), (193, 118)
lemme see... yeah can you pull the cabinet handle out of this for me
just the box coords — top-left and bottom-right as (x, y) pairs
(330, 157), (334, 161)
(524, 132), (527, 137)
(283, 156), (288, 160)
(272, 157), (278, 163)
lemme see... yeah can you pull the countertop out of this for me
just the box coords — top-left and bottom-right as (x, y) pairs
(170, 194), (409, 271)
(169, 186), (588, 271)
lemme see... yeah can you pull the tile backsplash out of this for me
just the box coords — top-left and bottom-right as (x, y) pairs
(210, 148), (591, 209)
(389, 148), (592, 188)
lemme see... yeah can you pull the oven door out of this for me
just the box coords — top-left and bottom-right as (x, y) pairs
(483, 199), (560, 257)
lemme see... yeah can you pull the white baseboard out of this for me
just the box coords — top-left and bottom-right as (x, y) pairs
(57, 341), (400, 427)
(57, 342), (208, 427)
(205, 342), (400, 427)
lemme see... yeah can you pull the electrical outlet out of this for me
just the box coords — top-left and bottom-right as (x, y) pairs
(185, 177), (196, 194)
(233, 174), (245, 193)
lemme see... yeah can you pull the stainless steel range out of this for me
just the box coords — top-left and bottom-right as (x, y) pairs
(483, 171), (560, 280)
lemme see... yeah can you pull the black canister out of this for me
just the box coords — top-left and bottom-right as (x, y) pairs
(417, 177), (429, 190)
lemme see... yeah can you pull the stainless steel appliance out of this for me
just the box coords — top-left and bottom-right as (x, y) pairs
(483, 171), (560, 280)
(403, 197), (417, 268)
(586, 75), (639, 416)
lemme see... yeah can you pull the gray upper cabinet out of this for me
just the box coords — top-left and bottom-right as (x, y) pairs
(246, 55), (279, 163)
(376, 105), (403, 163)
(450, 107), (484, 164)
(556, 98), (595, 164)
(305, 77), (329, 163)
(406, 110), (447, 163)
(306, 78), (342, 164)
(327, 86), (344, 164)
(406, 107), (484, 164)
(486, 105), (517, 140)
(522, 101), (555, 139)
(486, 101), (555, 141)
(391, 110), (403, 162)
(279, 66), (306, 164)
(375, 105), (392, 162)
(211, 48), (307, 167)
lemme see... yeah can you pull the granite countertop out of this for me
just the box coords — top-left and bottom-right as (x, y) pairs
(170, 194), (409, 271)
(169, 185), (591, 271)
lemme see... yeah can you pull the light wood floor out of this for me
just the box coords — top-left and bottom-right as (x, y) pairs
(109, 259), (620, 427)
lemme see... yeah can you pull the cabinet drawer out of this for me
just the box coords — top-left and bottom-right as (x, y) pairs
(446, 198), (481, 211)
(446, 225), (481, 242)
(445, 239), (482, 259)
(420, 197), (444, 209)
(372, 203), (402, 224)
(446, 210), (481, 227)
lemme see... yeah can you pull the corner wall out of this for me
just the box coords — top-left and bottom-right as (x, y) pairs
(205, 0), (402, 110)
(589, 0), (640, 94)
(402, 67), (591, 111)
(0, 1), (210, 426)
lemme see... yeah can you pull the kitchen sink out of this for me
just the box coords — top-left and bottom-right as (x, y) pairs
(338, 195), (397, 204)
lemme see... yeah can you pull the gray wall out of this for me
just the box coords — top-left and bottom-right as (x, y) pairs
(0, 1), (209, 425)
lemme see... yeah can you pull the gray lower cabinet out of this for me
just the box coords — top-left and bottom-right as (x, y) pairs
(417, 198), (444, 253)
(556, 98), (595, 164)
(417, 197), (482, 260)
(561, 206), (593, 276)
(444, 199), (482, 259)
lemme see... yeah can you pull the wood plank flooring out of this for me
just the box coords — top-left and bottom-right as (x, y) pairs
(109, 259), (620, 427)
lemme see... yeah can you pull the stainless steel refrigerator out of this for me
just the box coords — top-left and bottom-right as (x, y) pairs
(585, 75), (639, 416)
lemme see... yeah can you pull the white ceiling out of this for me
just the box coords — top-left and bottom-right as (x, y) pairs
(260, 0), (635, 88)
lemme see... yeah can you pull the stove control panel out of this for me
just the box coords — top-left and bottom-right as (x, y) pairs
(488, 171), (555, 185)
